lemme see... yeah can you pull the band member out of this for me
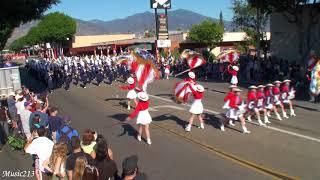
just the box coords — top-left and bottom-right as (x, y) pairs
(125, 92), (152, 145)
(120, 77), (138, 110)
(281, 80), (296, 116)
(256, 85), (271, 124)
(164, 64), (170, 80)
(273, 80), (288, 119)
(186, 71), (196, 84)
(265, 84), (282, 120)
(246, 86), (266, 126)
(96, 68), (105, 87)
(64, 72), (72, 91)
(185, 84), (205, 132)
(227, 88), (251, 134)
(228, 65), (239, 86)
(221, 85), (237, 131)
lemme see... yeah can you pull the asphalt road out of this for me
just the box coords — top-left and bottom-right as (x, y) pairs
(1, 72), (320, 180)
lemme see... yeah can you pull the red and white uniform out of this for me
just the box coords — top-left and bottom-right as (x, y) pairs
(120, 78), (137, 99)
(189, 84), (204, 114)
(272, 87), (281, 105)
(223, 92), (235, 109)
(256, 91), (265, 110)
(247, 91), (257, 110)
(164, 65), (170, 75)
(227, 95), (244, 120)
(264, 89), (274, 109)
(228, 66), (238, 85)
(129, 101), (152, 125)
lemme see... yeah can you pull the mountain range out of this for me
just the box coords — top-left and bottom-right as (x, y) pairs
(6, 9), (233, 47)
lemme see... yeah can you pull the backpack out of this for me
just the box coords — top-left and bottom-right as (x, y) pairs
(58, 126), (74, 153)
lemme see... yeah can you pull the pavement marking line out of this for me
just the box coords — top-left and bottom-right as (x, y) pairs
(95, 97), (298, 180)
(149, 94), (320, 144)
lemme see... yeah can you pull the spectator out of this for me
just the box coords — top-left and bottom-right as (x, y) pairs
(80, 129), (96, 158)
(73, 156), (99, 180)
(25, 127), (54, 180)
(66, 136), (96, 180)
(0, 102), (9, 151)
(15, 93), (26, 132)
(3, 60), (13, 68)
(95, 135), (118, 180)
(43, 142), (68, 179)
(121, 155), (147, 180)
(29, 97), (49, 130)
(7, 92), (17, 124)
(56, 115), (79, 146)
(48, 107), (63, 142)
(93, 134), (113, 160)
(20, 101), (33, 142)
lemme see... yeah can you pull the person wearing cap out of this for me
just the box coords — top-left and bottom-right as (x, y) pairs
(227, 88), (251, 133)
(96, 68), (105, 87)
(186, 71), (196, 84)
(121, 155), (147, 180)
(227, 65), (239, 86)
(125, 92), (152, 145)
(185, 84), (205, 132)
(281, 80), (296, 116)
(220, 85), (237, 131)
(7, 92), (17, 124)
(256, 85), (271, 124)
(265, 84), (282, 121)
(246, 86), (266, 126)
(20, 101), (33, 141)
(273, 81), (289, 119)
(120, 77), (138, 110)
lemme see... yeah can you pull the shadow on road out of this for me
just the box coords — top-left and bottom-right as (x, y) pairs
(108, 114), (138, 138)
(153, 114), (187, 129)
(204, 113), (243, 133)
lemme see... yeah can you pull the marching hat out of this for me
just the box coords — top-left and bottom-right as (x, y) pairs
(274, 80), (281, 84)
(234, 88), (242, 92)
(195, 85), (205, 92)
(232, 66), (239, 71)
(266, 84), (274, 87)
(137, 92), (149, 101)
(257, 85), (265, 88)
(127, 77), (134, 84)
(248, 85), (257, 89)
(229, 85), (237, 88)
(188, 71), (195, 79)
(283, 79), (291, 83)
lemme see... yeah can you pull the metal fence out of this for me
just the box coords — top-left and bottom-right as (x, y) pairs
(0, 66), (21, 97)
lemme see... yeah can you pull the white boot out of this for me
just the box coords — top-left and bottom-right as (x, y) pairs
(220, 124), (225, 131)
(247, 116), (252, 122)
(290, 109), (296, 117)
(229, 120), (235, 126)
(276, 113), (282, 121)
(267, 111), (271, 117)
(258, 119), (266, 126)
(283, 112), (289, 119)
(147, 138), (152, 145)
(137, 135), (142, 142)
(199, 123), (204, 129)
(264, 116), (271, 124)
(127, 105), (130, 110)
(185, 124), (191, 132)
(242, 126), (251, 134)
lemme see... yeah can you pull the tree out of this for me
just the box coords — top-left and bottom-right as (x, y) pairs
(232, 0), (269, 55)
(37, 12), (76, 45)
(219, 11), (225, 30)
(251, 0), (320, 62)
(9, 36), (27, 51)
(188, 20), (224, 51)
(0, 0), (59, 50)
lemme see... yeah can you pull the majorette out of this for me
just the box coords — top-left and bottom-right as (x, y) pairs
(246, 85), (266, 126)
(273, 80), (289, 119)
(228, 65), (239, 86)
(120, 77), (138, 110)
(125, 92), (152, 145)
(185, 84), (205, 132)
(281, 79), (296, 116)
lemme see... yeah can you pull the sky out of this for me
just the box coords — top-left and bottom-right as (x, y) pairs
(47, 0), (234, 21)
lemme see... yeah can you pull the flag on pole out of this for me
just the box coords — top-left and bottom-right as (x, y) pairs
(217, 50), (240, 63)
(131, 49), (159, 89)
(186, 54), (206, 69)
(174, 81), (193, 103)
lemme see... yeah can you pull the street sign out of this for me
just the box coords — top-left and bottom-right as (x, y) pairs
(157, 14), (169, 39)
(150, 0), (171, 9)
(157, 40), (171, 48)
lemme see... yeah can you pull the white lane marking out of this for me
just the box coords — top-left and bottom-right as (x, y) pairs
(152, 105), (185, 111)
(149, 107), (158, 112)
(149, 94), (320, 143)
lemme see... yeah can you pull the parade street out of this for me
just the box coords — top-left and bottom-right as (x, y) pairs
(1, 74), (320, 180)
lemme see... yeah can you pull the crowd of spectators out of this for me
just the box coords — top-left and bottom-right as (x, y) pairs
(0, 87), (147, 180)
